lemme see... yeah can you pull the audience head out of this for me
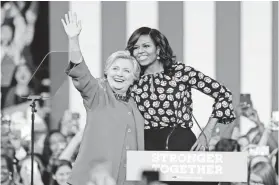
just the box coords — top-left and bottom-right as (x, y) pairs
(215, 138), (240, 152)
(1, 154), (14, 184)
(10, 63), (35, 88)
(42, 130), (67, 165)
(51, 159), (72, 185)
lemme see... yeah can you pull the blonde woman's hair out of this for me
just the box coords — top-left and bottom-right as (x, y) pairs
(104, 50), (141, 80)
(249, 158), (278, 185)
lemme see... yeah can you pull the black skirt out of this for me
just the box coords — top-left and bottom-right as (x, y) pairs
(144, 127), (218, 185)
(145, 127), (197, 151)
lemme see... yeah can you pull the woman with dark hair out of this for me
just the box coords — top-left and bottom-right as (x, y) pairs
(42, 130), (67, 167)
(1, 21), (18, 88)
(1, 154), (15, 185)
(126, 27), (175, 76)
(17, 154), (46, 185)
(126, 27), (236, 185)
(51, 159), (72, 185)
(41, 130), (67, 185)
(2, 62), (38, 108)
(126, 27), (235, 150)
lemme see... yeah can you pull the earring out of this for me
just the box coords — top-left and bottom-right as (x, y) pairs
(157, 56), (160, 60)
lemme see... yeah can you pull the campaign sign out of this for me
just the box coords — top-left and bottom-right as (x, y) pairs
(126, 151), (248, 182)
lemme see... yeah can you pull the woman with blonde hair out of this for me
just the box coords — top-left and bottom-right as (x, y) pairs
(61, 12), (144, 185)
(249, 156), (278, 185)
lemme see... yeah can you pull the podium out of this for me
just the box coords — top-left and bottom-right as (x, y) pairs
(126, 151), (248, 182)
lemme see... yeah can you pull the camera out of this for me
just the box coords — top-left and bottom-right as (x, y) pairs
(141, 170), (160, 185)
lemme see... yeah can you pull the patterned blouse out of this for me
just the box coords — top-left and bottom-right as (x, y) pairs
(131, 62), (236, 130)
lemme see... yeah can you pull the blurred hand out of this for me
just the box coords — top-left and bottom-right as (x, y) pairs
(235, 103), (247, 117)
(61, 11), (82, 39)
(3, 2), (20, 18)
(242, 144), (257, 153)
(63, 110), (73, 122)
(75, 129), (84, 140)
(60, 110), (74, 136)
(25, 10), (37, 24)
(243, 108), (261, 125)
(88, 170), (116, 185)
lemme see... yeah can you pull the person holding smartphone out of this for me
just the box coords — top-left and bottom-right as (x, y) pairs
(238, 94), (278, 152)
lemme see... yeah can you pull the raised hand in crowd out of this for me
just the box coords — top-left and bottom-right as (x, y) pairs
(25, 2), (38, 24)
(236, 103), (260, 122)
(236, 103), (265, 134)
(86, 164), (116, 185)
(236, 103), (278, 151)
(257, 121), (278, 150)
(59, 129), (83, 162)
(243, 108), (262, 126)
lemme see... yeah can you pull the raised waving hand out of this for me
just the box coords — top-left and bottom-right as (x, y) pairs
(61, 11), (83, 64)
(61, 11), (82, 39)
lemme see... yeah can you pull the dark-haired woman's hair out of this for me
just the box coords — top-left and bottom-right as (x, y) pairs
(10, 62), (37, 89)
(42, 130), (65, 166)
(126, 27), (176, 75)
(1, 154), (14, 175)
(215, 138), (240, 152)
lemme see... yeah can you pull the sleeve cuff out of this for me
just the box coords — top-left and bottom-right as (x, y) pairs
(65, 58), (89, 79)
(211, 111), (236, 124)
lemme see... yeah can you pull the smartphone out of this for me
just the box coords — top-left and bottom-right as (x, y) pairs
(141, 170), (160, 184)
(240, 94), (253, 107)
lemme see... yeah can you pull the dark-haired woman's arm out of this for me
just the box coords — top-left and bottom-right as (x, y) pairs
(183, 65), (236, 151)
